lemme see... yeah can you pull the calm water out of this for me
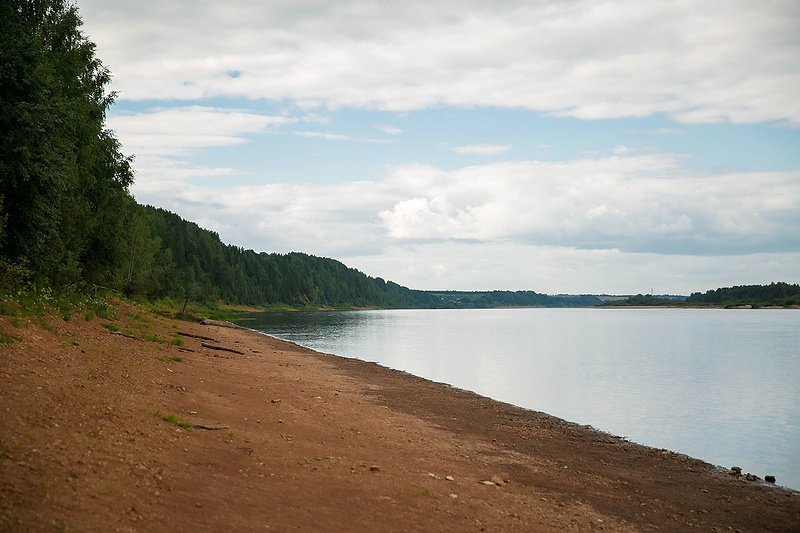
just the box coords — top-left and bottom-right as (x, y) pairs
(240, 308), (800, 490)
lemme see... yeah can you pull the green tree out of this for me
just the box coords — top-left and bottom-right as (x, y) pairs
(0, 0), (134, 287)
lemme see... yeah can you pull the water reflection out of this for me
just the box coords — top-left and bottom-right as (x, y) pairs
(241, 308), (800, 489)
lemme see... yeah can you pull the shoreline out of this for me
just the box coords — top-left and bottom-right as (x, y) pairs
(2, 306), (799, 530)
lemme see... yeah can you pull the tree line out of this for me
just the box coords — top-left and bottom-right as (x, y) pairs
(686, 282), (800, 307)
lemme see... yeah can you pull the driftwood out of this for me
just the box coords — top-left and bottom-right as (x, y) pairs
(110, 331), (139, 341)
(201, 342), (245, 355)
(177, 331), (217, 341)
(200, 318), (242, 329)
(190, 423), (230, 431)
(176, 347), (196, 353)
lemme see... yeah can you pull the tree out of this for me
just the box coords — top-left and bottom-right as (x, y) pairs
(0, 0), (134, 287)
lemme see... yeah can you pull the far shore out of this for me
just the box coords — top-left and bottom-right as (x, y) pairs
(2, 305), (799, 531)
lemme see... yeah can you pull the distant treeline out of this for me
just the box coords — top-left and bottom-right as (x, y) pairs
(427, 291), (601, 308)
(686, 282), (800, 307)
(607, 283), (800, 308)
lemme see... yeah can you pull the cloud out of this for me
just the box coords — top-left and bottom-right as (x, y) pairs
(376, 157), (800, 255)
(345, 242), (800, 294)
(293, 130), (351, 141)
(375, 124), (403, 135)
(107, 106), (291, 157)
(125, 145), (800, 259)
(78, 0), (800, 125)
(610, 145), (633, 155)
(450, 144), (513, 155)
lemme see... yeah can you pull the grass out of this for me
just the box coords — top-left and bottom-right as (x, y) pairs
(156, 412), (192, 429)
(0, 331), (19, 345)
(101, 322), (120, 332)
(417, 490), (438, 499)
(143, 334), (168, 344)
(37, 318), (56, 333)
(155, 355), (184, 363)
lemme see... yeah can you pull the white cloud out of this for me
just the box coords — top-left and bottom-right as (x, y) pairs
(450, 144), (513, 155)
(375, 124), (403, 135)
(346, 242), (800, 294)
(78, 0), (800, 125)
(107, 106), (291, 157)
(126, 147), (800, 261)
(376, 157), (800, 255)
(293, 130), (351, 141)
(610, 145), (633, 155)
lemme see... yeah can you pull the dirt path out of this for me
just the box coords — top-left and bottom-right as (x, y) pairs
(1, 305), (798, 531)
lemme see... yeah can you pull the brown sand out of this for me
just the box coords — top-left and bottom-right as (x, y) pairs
(1, 304), (799, 531)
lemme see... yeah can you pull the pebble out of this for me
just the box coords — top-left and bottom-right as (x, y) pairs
(480, 480), (496, 486)
(449, 493), (458, 499)
(445, 475), (454, 481)
(369, 465), (381, 472)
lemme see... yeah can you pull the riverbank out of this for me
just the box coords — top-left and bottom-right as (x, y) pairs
(1, 304), (798, 531)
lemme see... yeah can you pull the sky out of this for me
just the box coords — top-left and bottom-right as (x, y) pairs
(76, 0), (800, 295)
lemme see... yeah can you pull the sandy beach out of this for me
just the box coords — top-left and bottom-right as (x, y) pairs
(1, 304), (799, 531)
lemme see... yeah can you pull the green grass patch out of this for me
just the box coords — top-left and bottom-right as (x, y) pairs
(143, 334), (168, 344)
(101, 322), (120, 332)
(0, 331), (19, 345)
(37, 318), (56, 333)
(155, 355), (184, 363)
(169, 336), (183, 346)
(156, 412), (192, 429)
